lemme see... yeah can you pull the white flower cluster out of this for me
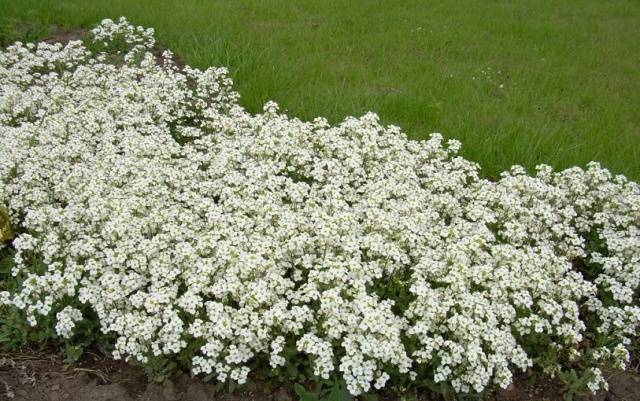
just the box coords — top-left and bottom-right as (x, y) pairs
(55, 305), (83, 338)
(586, 368), (608, 393)
(1, 18), (639, 396)
(90, 16), (155, 55)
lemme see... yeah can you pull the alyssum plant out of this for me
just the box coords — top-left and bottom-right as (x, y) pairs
(0, 17), (638, 399)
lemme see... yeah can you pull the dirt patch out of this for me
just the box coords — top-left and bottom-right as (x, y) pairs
(0, 347), (273, 401)
(42, 27), (87, 45)
(152, 43), (187, 71)
(0, 348), (639, 401)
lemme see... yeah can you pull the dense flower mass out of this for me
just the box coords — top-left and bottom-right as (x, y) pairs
(0, 17), (639, 396)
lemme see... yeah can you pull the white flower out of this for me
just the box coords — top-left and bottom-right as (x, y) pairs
(55, 306), (83, 338)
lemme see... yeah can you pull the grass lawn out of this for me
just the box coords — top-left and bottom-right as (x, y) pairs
(1, 0), (638, 180)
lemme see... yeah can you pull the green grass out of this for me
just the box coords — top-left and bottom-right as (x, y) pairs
(1, 0), (639, 179)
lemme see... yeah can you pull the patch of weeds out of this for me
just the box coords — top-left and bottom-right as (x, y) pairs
(558, 369), (599, 401)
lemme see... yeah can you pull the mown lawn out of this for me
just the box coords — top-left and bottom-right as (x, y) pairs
(1, 0), (639, 179)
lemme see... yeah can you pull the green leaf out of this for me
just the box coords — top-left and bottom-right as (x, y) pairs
(286, 362), (299, 379)
(0, 254), (14, 274)
(64, 344), (84, 364)
(361, 393), (378, 401)
(228, 379), (237, 394)
(327, 384), (352, 401)
(294, 383), (320, 401)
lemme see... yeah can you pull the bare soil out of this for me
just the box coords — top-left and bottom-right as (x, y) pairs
(42, 27), (86, 45)
(1, 348), (639, 401)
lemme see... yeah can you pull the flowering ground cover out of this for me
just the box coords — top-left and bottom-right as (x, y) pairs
(0, 17), (639, 401)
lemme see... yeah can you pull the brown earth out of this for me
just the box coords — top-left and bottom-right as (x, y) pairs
(0, 348), (639, 401)
(41, 27), (86, 45)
